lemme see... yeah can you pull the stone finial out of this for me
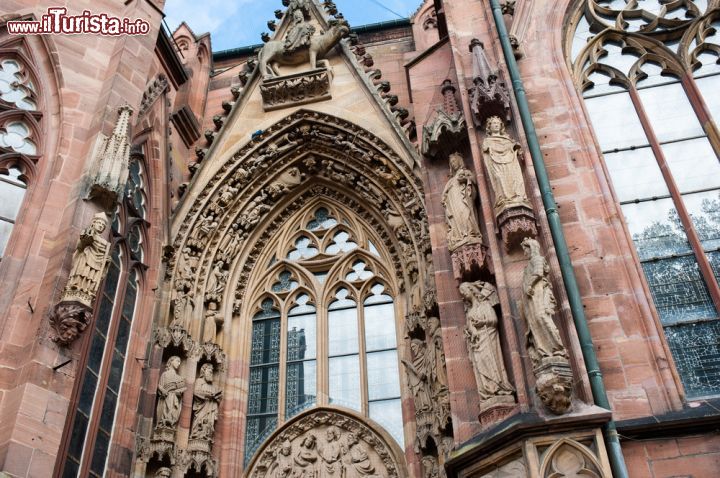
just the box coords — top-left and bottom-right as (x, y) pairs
(422, 80), (467, 158)
(88, 105), (134, 211)
(469, 40), (511, 125)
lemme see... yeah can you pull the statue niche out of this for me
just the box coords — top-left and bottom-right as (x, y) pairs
(482, 116), (537, 251)
(258, 5), (350, 110)
(520, 238), (573, 415)
(247, 408), (405, 478)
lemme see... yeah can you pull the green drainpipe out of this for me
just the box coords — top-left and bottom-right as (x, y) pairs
(486, 1), (629, 476)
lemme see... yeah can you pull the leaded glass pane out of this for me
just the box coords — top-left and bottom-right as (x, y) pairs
(637, 83), (704, 143)
(641, 256), (717, 325)
(288, 313), (316, 360)
(0, 219), (14, 256)
(328, 306), (358, 356)
(364, 302), (396, 352)
(369, 399), (404, 448)
(326, 230), (358, 255)
(329, 355), (361, 410)
(663, 138), (720, 193)
(665, 321), (720, 398)
(622, 199), (691, 259)
(307, 207), (337, 230)
(285, 360), (316, 417)
(604, 146), (668, 202)
(584, 92), (649, 151)
(583, 71), (627, 97)
(0, 59), (36, 110)
(346, 260), (373, 282)
(683, 190), (720, 250)
(250, 319), (281, 366)
(367, 351), (401, 400)
(0, 178), (25, 220)
(248, 365), (280, 415)
(695, 74), (720, 127)
(288, 236), (319, 260)
(0, 121), (36, 155)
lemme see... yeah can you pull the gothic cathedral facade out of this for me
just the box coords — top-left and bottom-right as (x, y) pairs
(0, 0), (719, 477)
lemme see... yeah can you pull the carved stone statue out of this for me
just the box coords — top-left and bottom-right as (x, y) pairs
(259, 19), (350, 78)
(202, 303), (223, 344)
(459, 282), (515, 401)
(344, 432), (378, 478)
(63, 212), (111, 306)
(154, 467), (172, 478)
(172, 288), (194, 330)
(269, 440), (295, 478)
(521, 238), (568, 364)
(189, 363), (223, 442)
(482, 117), (530, 216)
(285, 10), (316, 54)
(155, 356), (186, 431)
(294, 434), (319, 477)
(318, 426), (344, 478)
(441, 152), (483, 252)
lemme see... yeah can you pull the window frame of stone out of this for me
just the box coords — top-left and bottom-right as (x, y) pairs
(243, 204), (405, 463)
(567, 1), (720, 399)
(57, 152), (150, 478)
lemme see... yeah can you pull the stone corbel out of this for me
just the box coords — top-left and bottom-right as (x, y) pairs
(468, 39), (512, 127)
(49, 213), (111, 345)
(87, 105), (134, 211)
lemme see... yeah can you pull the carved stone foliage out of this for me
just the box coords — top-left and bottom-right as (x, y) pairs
(458, 281), (515, 426)
(246, 408), (405, 478)
(481, 116), (536, 251)
(521, 238), (572, 415)
(88, 105), (134, 210)
(469, 40), (511, 126)
(260, 68), (333, 111)
(50, 213), (111, 345)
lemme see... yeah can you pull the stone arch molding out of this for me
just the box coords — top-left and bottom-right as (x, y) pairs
(166, 109), (431, 344)
(245, 407), (409, 478)
(539, 438), (605, 478)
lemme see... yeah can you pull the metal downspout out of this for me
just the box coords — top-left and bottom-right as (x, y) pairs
(485, 1), (629, 476)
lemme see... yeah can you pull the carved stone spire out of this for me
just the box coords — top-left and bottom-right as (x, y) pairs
(469, 39), (511, 125)
(88, 104), (134, 210)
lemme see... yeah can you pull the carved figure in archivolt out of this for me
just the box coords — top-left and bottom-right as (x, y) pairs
(64, 213), (111, 304)
(202, 303), (223, 344)
(482, 116), (531, 216)
(155, 356), (186, 431)
(189, 363), (223, 442)
(521, 238), (568, 364)
(459, 281), (515, 401)
(172, 289), (194, 330)
(441, 152), (483, 252)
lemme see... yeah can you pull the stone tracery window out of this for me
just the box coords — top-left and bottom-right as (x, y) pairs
(568, 1), (720, 398)
(61, 155), (149, 477)
(244, 205), (403, 462)
(0, 50), (40, 260)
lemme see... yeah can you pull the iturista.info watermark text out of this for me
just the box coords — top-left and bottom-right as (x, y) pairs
(8, 8), (151, 36)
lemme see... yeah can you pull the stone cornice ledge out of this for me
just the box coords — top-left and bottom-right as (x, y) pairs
(616, 398), (720, 439)
(444, 405), (612, 478)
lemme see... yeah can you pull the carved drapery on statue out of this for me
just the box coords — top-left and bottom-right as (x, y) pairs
(481, 116), (537, 251)
(521, 238), (573, 415)
(459, 281), (516, 427)
(246, 408), (406, 478)
(153, 356), (186, 444)
(442, 152), (488, 280)
(49, 213), (111, 345)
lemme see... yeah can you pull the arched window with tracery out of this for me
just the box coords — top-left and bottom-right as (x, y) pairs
(568, 1), (720, 398)
(61, 153), (149, 477)
(0, 51), (41, 258)
(244, 204), (404, 462)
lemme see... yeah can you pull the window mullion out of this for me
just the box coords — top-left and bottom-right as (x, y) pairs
(681, 74), (720, 160)
(278, 307), (289, 423)
(78, 265), (129, 478)
(628, 85), (720, 311)
(358, 296), (369, 416)
(317, 301), (328, 407)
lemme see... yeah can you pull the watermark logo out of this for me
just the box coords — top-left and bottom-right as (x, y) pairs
(8, 8), (151, 36)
